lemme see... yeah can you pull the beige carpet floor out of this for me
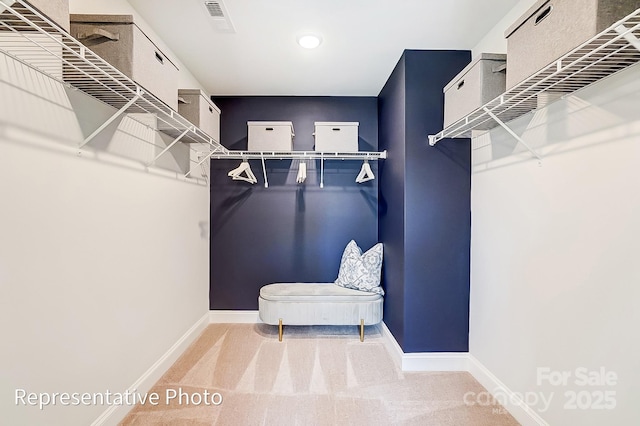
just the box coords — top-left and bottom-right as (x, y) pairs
(120, 324), (519, 425)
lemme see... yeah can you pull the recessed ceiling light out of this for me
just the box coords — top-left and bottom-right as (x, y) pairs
(297, 34), (322, 49)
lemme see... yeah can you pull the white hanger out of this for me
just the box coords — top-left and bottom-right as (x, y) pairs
(228, 160), (257, 184)
(356, 160), (374, 183)
(296, 161), (307, 184)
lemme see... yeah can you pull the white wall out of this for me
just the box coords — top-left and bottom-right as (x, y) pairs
(469, 52), (640, 426)
(472, 0), (536, 57)
(0, 33), (209, 426)
(470, 3), (640, 424)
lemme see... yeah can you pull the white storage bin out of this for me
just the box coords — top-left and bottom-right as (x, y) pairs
(505, 0), (638, 89)
(314, 122), (359, 152)
(70, 14), (180, 110)
(443, 53), (506, 128)
(247, 121), (294, 151)
(178, 89), (221, 141)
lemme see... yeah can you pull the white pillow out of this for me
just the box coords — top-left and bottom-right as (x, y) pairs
(335, 240), (384, 295)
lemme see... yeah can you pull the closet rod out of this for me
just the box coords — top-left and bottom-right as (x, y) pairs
(208, 150), (387, 161)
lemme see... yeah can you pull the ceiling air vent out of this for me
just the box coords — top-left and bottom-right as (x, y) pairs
(204, 1), (224, 17)
(202, 0), (235, 33)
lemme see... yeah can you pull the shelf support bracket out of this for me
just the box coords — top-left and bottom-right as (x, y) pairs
(615, 25), (640, 52)
(80, 89), (142, 148)
(185, 150), (212, 179)
(320, 153), (325, 188)
(148, 126), (193, 166)
(483, 107), (542, 161)
(260, 153), (269, 188)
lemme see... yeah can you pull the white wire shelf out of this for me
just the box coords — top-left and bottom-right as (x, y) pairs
(428, 8), (640, 146)
(0, 1), (387, 169)
(0, 0), (229, 156)
(209, 150), (388, 160)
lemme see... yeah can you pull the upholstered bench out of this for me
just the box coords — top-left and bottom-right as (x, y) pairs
(258, 283), (383, 342)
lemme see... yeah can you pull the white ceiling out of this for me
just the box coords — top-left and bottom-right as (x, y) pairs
(127, 0), (521, 96)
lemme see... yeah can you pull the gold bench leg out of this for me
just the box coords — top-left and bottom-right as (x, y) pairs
(360, 319), (364, 342)
(278, 318), (283, 342)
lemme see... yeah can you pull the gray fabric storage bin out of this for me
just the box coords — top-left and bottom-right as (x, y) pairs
(70, 14), (179, 110)
(30, 0), (69, 31)
(178, 89), (221, 141)
(443, 53), (506, 128)
(505, 0), (639, 89)
(0, 0), (69, 32)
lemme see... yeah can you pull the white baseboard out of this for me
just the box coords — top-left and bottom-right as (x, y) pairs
(468, 355), (549, 426)
(379, 321), (469, 371)
(90, 313), (210, 426)
(402, 352), (470, 371)
(209, 309), (260, 323)
(378, 321), (404, 368)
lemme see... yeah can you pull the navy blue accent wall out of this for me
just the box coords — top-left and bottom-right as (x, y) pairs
(377, 56), (407, 348)
(378, 50), (471, 353)
(209, 97), (378, 309)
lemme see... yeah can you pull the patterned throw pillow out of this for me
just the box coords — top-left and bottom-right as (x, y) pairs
(335, 240), (384, 295)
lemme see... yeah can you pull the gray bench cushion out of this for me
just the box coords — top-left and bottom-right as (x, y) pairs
(260, 283), (382, 302)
